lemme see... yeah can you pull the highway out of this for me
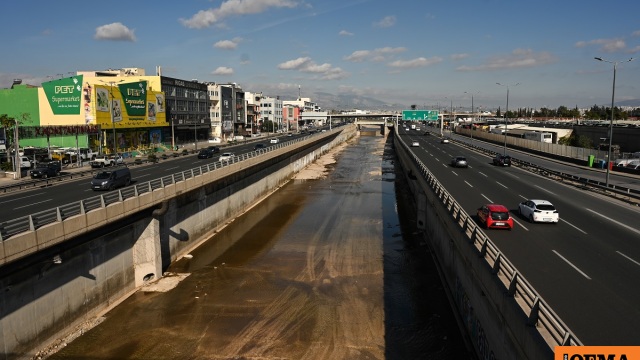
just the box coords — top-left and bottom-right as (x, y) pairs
(398, 126), (640, 345)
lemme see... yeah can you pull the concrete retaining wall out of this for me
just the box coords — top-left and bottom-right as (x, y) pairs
(0, 126), (356, 359)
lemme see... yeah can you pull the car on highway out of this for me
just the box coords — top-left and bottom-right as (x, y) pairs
(197, 148), (214, 159)
(450, 156), (468, 168)
(254, 143), (266, 150)
(90, 167), (132, 191)
(517, 199), (559, 223)
(441, 138), (450, 144)
(30, 161), (61, 179)
(219, 152), (234, 162)
(476, 204), (513, 230)
(207, 146), (220, 154)
(411, 140), (420, 147)
(493, 154), (511, 166)
(270, 138), (280, 144)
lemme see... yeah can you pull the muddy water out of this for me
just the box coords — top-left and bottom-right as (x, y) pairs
(46, 134), (473, 360)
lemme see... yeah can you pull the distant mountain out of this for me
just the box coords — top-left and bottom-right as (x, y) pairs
(615, 99), (640, 107)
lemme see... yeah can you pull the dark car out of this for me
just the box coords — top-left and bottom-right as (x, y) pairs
(207, 146), (220, 153)
(493, 154), (511, 166)
(253, 143), (266, 151)
(197, 149), (214, 159)
(30, 161), (61, 179)
(91, 167), (132, 191)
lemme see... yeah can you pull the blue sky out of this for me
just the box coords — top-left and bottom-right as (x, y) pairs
(2, 0), (640, 111)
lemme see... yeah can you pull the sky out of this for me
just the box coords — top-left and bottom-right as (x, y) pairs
(2, 0), (640, 112)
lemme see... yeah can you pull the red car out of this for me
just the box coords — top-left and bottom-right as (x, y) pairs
(477, 204), (514, 230)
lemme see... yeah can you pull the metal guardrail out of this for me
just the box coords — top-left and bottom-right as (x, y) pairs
(399, 133), (582, 349)
(0, 138), (301, 241)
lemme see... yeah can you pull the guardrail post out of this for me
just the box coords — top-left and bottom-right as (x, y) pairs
(56, 207), (62, 222)
(527, 297), (541, 327)
(100, 195), (106, 208)
(507, 272), (518, 297)
(28, 215), (35, 231)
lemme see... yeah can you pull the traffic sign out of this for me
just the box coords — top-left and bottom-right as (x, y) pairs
(402, 110), (439, 121)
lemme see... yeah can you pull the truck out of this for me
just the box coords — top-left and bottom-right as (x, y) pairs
(90, 154), (124, 168)
(523, 131), (553, 143)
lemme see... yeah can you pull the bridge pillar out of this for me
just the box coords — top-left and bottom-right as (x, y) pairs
(132, 202), (166, 287)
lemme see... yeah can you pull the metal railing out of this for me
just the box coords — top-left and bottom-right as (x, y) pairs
(398, 133), (582, 349)
(0, 137), (303, 241)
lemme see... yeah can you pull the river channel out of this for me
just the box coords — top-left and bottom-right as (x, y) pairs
(44, 133), (474, 360)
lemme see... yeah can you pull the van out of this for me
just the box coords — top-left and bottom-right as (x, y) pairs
(91, 167), (132, 191)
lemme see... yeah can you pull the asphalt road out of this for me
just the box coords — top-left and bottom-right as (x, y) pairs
(399, 127), (640, 345)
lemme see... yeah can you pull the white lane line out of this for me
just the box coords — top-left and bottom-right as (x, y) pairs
(560, 219), (588, 235)
(0, 193), (42, 204)
(464, 181), (473, 188)
(617, 251), (640, 267)
(534, 184), (557, 196)
(553, 250), (591, 280)
(495, 181), (508, 189)
(165, 166), (180, 171)
(136, 174), (152, 178)
(452, 170), (459, 176)
(15, 199), (53, 210)
(481, 194), (493, 203)
(478, 171), (488, 178)
(585, 208), (640, 236)
(512, 217), (529, 231)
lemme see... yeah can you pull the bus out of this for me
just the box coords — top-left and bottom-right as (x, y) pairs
(523, 131), (552, 143)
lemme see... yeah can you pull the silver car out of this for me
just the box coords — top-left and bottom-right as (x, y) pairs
(219, 152), (234, 162)
(451, 156), (468, 168)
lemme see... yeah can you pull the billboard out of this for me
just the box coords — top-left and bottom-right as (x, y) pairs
(42, 75), (84, 115)
(402, 110), (439, 121)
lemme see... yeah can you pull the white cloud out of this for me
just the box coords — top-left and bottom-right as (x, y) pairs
(339, 30), (353, 36)
(373, 15), (396, 28)
(456, 49), (554, 71)
(94, 22), (136, 41)
(388, 57), (442, 69)
(212, 67), (234, 75)
(575, 38), (626, 53)
(277, 57), (349, 80)
(450, 53), (469, 61)
(180, 0), (299, 29)
(214, 38), (243, 50)
(344, 47), (406, 62)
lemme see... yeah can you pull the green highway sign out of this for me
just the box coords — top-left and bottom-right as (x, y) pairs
(402, 110), (439, 121)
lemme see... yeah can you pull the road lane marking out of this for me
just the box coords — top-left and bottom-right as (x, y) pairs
(553, 250), (591, 280)
(511, 217), (529, 231)
(464, 181), (473, 187)
(495, 181), (508, 188)
(478, 172), (488, 178)
(165, 166), (180, 171)
(481, 194), (493, 203)
(534, 184), (557, 196)
(560, 219), (587, 235)
(585, 208), (640, 236)
(0, 193), (41, 204)
(616, 251), (640, 266)
(452, 171), (459, 176)
(15, 199), (53, 210)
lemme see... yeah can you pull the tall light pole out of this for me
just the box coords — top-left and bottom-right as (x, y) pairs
(465, 91), (480, 146)
(99, 79), (124, 154)
(496, 82), (520, 156)
(594, 56), (634, 188)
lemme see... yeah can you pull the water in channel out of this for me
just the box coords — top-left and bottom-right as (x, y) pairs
(45, 133), (473, 360)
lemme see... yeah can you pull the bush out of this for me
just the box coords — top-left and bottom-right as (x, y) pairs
(1, 162), (12, 171)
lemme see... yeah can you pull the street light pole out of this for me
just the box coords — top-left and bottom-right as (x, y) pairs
(465, 91), (479, 146)
(496, 83), (520, 156)
(594, 56), (634, 188)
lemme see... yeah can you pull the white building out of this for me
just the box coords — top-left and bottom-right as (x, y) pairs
(260, 96), (283, 132)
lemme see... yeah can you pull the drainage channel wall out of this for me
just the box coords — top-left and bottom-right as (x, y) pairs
(0, 126), (357, 360)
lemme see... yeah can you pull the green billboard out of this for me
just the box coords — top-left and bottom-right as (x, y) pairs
(118, 81), (147, 117)
(42, 75), (83, 115)
(402, 110), (438, 121)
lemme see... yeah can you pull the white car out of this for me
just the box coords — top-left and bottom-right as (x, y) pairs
(270, 138), (279, 144)
(517, 199), (559, 223)
(441, 138), (450, 144)
(411, 140), (419, 147)
(219, 152), (234, 162)
(207, 137), (221, 144)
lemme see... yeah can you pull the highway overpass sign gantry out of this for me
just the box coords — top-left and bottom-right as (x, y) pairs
(402, 110), (439, 121)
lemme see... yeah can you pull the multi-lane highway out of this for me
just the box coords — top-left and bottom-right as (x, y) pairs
(398, 126), (640, 345)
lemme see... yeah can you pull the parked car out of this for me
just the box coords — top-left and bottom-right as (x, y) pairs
(477, 204), (514, 230)
(90, 154), (124, 168)
(517, 199), (559, 223)
(411, 140), (420, 147)
(207, 137), (221, 144)
(254, 143), (266, 150)
(91, 167), (132, 191)
(219, 152), (234, 162)
(30, 161), (61, 179)
(197, 149), (214, 159)
(451, 156), (468, 168)
(493, 154), (511, 166)
(270, 138), (280, 144)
